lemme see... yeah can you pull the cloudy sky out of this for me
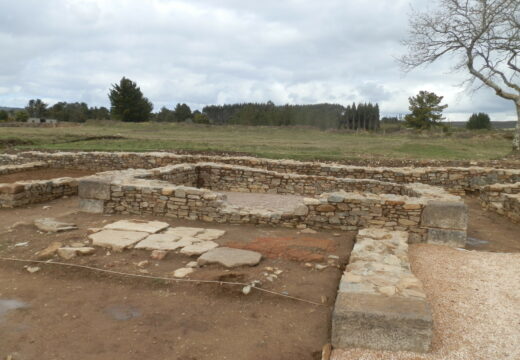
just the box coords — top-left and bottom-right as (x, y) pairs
(0, 0), (516, 121)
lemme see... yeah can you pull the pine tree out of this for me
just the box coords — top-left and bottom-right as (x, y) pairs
(108, 77), (153, 122)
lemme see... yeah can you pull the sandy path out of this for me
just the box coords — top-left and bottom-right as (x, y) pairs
(331, 244), (520, 360)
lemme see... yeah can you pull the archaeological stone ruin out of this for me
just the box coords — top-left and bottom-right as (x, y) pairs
(1, 150), (520, 353)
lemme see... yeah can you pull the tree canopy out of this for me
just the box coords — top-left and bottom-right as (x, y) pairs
(108, 77), (153, 122)
(404, 91), (448, 129)
(467, 112), (491, 130)
(400, 0), (520, 150)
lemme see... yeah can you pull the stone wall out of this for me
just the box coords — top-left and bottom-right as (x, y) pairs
(332, 228), (432, 352)
(5, 151), (520, 194)
(480, 182), (520, 223)
(0, 177), (78, 208)
(79, 163), (466, 245)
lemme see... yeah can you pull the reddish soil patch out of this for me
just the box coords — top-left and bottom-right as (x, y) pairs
(0, 168), (96, 183)
(0, 197), (354, 360)
(227, 236), (338, 262)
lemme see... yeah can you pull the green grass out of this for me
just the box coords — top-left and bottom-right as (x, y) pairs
(0, 121), (513, 161)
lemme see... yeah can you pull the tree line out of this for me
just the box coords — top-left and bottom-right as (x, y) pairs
(1, 77), (381, 130)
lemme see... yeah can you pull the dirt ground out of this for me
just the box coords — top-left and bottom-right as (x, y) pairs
(464, 195), (520, 253)
(0, 168), (96, 183)
(0, 197), (354, 360)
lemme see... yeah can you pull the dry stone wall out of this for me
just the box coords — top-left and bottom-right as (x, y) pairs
(0, 177), (78, 208)
(4, 151), (520, 194)
(78, 163), (466, 245)
(480, 182), (520, 223)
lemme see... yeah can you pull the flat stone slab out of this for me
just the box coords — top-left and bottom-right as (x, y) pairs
(196, 229), (226, 241)
(104, 220), (169, 234)
(197, 247), (262, 268)
(180, 241), (219, 256)
(164, 227), (205, 237)
(89, 230), (148, 251)
(34, 218), (78, 233)
(134, 234), (182, 251)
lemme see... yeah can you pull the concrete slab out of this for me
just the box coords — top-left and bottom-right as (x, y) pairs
(134, 233), (182, 251)
(104, 220), (170, 234)
(180, 241), (219, 256)
(197, 247), (262, 268)
(89, 230), (148, 251)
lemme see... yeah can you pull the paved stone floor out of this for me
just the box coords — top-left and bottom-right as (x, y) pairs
(220, 191), (305, 212)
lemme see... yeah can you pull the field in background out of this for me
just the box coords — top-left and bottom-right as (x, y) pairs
(0, 121), (514, 161)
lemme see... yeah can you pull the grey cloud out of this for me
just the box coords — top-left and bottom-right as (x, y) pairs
(0, 0), (515, 121)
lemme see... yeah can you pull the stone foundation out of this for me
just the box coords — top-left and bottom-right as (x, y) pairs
(77, 163), (467, 245)
(480, 182), (520, 223)
(332, 228), (432, 352)
(3, 151), (520, 194)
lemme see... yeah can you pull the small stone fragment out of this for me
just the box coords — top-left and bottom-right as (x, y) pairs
(36, 241), (63, 260)
(150, 250), (168, 260)
(301, 228), (317, 234)
(26, 266), (40, 273)
(57, 247), (78, 260)
(173, 267), (194, 278)
(34, 218), (78, 233)
(315, 264), (328, 270)
(136, 260), (149, 268)
(186, 261), (198, 268)
(242, 285), (252, 295)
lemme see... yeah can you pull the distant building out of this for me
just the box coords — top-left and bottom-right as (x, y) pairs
(27, 117), (58, 124)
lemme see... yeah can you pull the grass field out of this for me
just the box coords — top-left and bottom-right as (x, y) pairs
(0, 121), (514, 161)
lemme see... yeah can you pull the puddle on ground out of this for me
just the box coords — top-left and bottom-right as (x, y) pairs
(466, 237), (489, 247)
(0, 299), (29, 321)
(104, 305), (141, 321)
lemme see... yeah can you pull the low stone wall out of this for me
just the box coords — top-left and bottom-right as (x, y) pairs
(480, 182), (520, 223)
(0, 162), (47, 175)
(5, 151), (520, 194)
(0, 177), (79, 208)
(79, 163), (467, 245)
(332, 228), (432, 352)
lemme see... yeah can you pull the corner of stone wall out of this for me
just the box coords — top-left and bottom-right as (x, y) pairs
(421, 200), (468, 247)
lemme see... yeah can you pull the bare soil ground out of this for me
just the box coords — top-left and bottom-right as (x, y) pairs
(332, 244), (520, 360)
(0, 168), (96, 183)
(465, 195), (520, 252)
(0, 197), (354, 360)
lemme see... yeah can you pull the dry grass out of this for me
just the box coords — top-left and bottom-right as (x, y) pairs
(0, 121), (513, 161)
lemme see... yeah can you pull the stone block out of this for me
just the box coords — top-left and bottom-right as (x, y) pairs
(89, 230), (149, 251)
(421, 201), (467, 230)
(197, 247), (262, 268)
(332, 293), (432, 353)
(79, 178), (111, 200)
(426, 228), (466, 248)
(79, 199), (104, 213)
(104, 219), (170, 233)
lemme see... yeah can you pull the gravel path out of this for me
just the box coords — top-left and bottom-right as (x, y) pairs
(331, 244), (520, 360)
(220, 191), (305, 212)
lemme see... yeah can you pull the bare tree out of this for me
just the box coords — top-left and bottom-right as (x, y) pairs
(400, 0), (520, 151)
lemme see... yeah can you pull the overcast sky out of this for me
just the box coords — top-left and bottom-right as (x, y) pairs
(0, 0), (516, 121)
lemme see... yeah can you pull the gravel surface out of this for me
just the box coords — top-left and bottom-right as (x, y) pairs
(221, 191), (305, 212)
(331, 244), (520, 360)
